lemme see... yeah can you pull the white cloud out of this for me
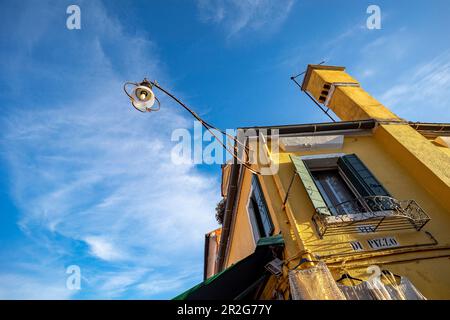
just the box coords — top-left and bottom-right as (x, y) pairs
(196, 0), (295, 38)
(93, 268), (150, 298)
(1, 0), (219, 299)
(84, 236), (125, 262)
(379, 50), (450, 121)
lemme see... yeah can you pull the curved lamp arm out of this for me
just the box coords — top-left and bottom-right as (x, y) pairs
(124, 79), (260, 175)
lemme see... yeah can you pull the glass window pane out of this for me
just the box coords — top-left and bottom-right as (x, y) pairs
(247, 199), (261, 242)
(250, 176), (274, 237)
(312, 170), (358, 215)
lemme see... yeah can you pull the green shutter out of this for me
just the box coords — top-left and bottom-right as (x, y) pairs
(337, 154), (390, 197)
(290, 155), (331, 215)
(338, 154), (394, 211)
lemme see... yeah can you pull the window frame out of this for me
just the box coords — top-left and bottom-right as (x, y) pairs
(299, 153), (391, 217)
(310, 167), (367, 216)
(246, 175), (274, 244)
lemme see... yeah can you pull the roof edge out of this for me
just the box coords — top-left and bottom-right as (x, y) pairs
(301, 64), (346, 91)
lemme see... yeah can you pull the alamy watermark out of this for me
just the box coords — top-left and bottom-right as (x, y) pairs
(366, 5), (381, 29)
(66, 265), (81, 290)
(171, 121), (280, 175)
(66, 5), (81, 30)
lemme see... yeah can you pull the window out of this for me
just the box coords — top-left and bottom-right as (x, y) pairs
(291, 153), (392, 216)
(312, 169), (361, 215)
(290, 153), (430, 237)
(247, 175), (274, 242)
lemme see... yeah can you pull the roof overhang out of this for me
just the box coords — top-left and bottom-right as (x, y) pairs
(301, 64), (346, 91)
(239, 119), (377, 137)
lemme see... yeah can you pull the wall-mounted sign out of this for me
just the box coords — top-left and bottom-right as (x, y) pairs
(350, 241), (364, 251)
(367, 237), (399, 250)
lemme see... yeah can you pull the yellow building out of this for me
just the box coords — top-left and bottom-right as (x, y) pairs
(175, 64), (450, 300)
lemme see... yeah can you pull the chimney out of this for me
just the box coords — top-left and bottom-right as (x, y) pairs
(301, 64), (400, 122)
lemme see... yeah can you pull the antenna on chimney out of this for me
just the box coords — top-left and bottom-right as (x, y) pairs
(290, 60), (336, 122)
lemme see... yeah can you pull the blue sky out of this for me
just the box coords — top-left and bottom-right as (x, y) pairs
(0, 0), (449, 299)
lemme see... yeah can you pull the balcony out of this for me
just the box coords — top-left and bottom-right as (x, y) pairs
(312, 196), (431, 238)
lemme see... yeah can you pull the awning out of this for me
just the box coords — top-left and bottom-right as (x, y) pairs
(173, 234), (284, 300)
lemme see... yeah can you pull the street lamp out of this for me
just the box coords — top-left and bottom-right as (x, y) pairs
(124, 79), (159, 112)
(123, 79), (259, 174)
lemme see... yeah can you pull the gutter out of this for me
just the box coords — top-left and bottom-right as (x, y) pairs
(408, 122), (450, 132)
(239, 119), (450, 137)
(239, 119), (377, 136)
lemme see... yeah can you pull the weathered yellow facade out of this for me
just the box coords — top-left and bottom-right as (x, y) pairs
(211, 64), (450, 299)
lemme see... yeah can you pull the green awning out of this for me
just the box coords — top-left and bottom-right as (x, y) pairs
(173, 234), (284, 300)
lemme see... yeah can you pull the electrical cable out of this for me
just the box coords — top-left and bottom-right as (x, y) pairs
(289, 60), (336, 122)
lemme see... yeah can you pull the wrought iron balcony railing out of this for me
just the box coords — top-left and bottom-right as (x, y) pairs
(312, 196), (431, 238)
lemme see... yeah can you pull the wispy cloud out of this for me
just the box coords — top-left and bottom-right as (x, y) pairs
(136, 268), (201, 297)
(0, 0), (219, 299)
(84, 236), (126, 262)
(379, 50), (450, 121)
(0, 272), (72, 300)
(92, 267), (150, 298)
(0, 260), (73, 300)
(324, 24), (366, 51)
(196, 0), (295, 38)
